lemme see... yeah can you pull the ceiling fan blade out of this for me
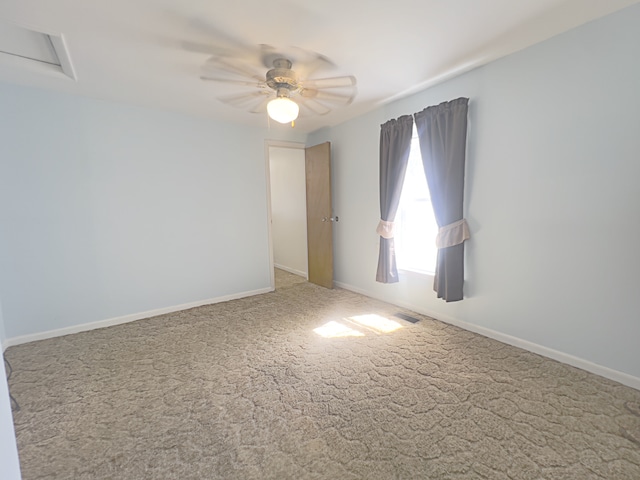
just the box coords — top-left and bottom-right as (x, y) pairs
(259, 44), (281, 68)
(296, 97), (331, 116)
(203, 57), (264, 82)
(293, 50), (334, 78)
(218, 91), (270, 109)
(181, 40), (235, 57)
(201, 76), (266, 88)
(301, 76), (357, 89)
(299, 88), (356, 105)
(187, 18), (259, 58)
(250, 96), (271, 114)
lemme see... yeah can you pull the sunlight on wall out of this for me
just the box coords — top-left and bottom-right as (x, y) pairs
(313, 314), (404, 338)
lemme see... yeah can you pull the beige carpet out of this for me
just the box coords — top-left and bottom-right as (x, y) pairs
(6, 269), (640, 479)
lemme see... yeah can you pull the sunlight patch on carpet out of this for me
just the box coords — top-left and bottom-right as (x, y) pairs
(314, 314), (403, 338)
(313, 320), (365, 338)
(347, 314), (403, 333)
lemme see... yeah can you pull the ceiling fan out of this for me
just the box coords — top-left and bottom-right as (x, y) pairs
(200, 45), (357, 125)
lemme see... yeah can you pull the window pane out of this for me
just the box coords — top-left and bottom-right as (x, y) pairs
(396, 134), (438, 275)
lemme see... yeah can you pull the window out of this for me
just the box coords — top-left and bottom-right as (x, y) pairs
(395, 128), (438, 275)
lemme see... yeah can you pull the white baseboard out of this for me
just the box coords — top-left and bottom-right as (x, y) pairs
(3, 287), (273, 349)
(274, 264), (308, 279)
(335, 281), (640, 391)
(6, 279), (639, 392)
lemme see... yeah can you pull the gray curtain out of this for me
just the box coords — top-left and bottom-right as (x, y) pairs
(414, 98), (469, 301)
(376, 115), (414, 283)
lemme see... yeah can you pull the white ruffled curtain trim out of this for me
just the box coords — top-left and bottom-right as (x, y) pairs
(436, 219), (470, 249)
(376, 220), (395, 239)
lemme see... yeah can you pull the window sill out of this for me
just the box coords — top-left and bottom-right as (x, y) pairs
(398, 268), (435, 278)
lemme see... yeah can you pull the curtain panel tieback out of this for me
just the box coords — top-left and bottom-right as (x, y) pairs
(435, 219), (470, 249)
(376, 220), (395, 239)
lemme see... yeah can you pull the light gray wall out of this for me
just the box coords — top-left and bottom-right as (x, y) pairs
(309, 4), (640, 380)
(269, 146), (308, 277)
(0, 84), (302, 339)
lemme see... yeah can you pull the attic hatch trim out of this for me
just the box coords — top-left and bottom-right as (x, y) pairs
(49, 34), (76, 80)
(0, 20), (77, 81)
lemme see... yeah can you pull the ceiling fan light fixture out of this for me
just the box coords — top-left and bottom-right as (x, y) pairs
(267, 97), (299, 124)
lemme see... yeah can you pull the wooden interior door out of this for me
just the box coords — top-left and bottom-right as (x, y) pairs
(305, 142), (334, 289)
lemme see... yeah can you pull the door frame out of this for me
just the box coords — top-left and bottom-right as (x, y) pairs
(264, 139), (307, 291)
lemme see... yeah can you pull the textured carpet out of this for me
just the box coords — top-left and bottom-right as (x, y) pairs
(6, 269), (640, 479)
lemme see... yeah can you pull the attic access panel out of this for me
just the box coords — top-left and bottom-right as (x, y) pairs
(0, 20), (76, 79)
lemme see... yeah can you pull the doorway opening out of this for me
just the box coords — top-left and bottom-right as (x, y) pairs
(266, 142), (308, 290)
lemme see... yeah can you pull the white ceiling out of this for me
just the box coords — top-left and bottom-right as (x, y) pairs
(0, 0), (638, 133)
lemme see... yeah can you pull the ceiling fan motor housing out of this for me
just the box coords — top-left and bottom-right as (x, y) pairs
(266, 58), (299, 95)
